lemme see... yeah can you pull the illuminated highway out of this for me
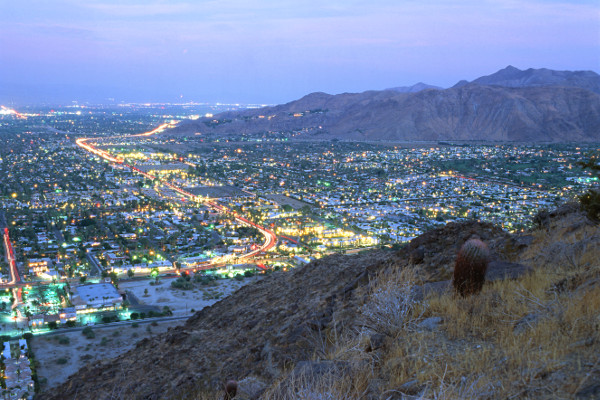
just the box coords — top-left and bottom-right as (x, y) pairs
(0, 106), (27, 119)
(2, 228), (21, 285)
(75, 124), (278, 264)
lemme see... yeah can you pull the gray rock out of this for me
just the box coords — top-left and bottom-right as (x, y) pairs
(513, 235), (533, 249)
(486, 260), (533, 282)
(365, 378), (386, 399)
(236, 376), (267, 400)
(365, 333), (386, 352)
(576, 383), (600, 399)
(409, 247), (425, 264)
(399, 379), (420, 394)
(513, 313), (540, 335)
(417, 317), (442, 332)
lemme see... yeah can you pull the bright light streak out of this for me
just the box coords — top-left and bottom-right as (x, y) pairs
(76, 122), (278, 263)
(131, 122), (174, 137)
(0, 105), (27, 119)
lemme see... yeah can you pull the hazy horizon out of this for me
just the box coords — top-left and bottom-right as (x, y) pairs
(1, 0), (599, 106)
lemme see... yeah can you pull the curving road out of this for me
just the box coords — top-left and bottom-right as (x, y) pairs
(75, 125), (277, 263)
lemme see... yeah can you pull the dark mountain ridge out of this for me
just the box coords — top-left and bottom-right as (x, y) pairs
(386, 82), (442, 93)
(454, 65), (600, 94)
(172, 78), (600, 142)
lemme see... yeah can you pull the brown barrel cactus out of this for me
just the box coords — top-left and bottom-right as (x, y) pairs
(453, 238), (490, 296)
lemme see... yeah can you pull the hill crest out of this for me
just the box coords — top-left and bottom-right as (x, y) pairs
(39, 205), (600, 399)
(170, 66), (600, 142)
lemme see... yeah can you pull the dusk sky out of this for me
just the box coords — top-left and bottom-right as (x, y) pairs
(1, 0), (599, 105)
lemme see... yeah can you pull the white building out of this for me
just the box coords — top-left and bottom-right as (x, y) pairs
(71, 283), (122, 311)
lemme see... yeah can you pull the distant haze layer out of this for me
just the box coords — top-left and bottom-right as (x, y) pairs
(0, 1), (598, 105)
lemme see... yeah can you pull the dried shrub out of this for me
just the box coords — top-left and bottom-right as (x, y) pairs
(579, 189), (600, 221)
(361, 270), (422, 337)
(261, 361), (368, 400)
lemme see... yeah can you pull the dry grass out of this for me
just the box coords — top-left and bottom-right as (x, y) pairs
(360, 267), (424, 338)
(173, 389), (218, 400)
(186, 215), (599, 400)
(378, 233), (600, 399)
(260, 361), (372, 400)
(293, 219), (600, 399)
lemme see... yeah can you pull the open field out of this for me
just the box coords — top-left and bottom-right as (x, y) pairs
(265, 194), (313, 209)
(32, 275), (260, 389)
(121, 275), (259, 316)
(32, 319), (182, 390)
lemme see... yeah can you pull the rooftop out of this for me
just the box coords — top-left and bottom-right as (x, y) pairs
(74, 283), (121, 305)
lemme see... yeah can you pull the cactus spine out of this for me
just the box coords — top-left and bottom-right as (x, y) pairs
(453, 238), (490, 296)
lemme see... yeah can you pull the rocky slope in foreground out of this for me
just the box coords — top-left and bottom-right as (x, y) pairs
(41, 205), (600, 399)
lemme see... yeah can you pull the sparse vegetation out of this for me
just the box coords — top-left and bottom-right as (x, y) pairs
(82, 327), (95, 339)
(261, 361), (370, 400)
(40, 207), (600, 399)
(578, 153), (600, 221)
(579, 189), (600, 221)
(270, 209), (600, 399)
(361, 269), (422, 337)
(171, 277), (193, 290)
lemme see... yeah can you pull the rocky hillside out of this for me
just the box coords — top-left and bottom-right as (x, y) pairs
(455, 65), (600, 94)
(41, 205), (600, 399)
(171, 67), (600, 142)
(386, 82), (442, 93)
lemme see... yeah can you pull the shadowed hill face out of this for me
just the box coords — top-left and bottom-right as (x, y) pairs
(171, 84), (600, 142)
(469, 65), (600, 94)
(38, 250), (386, 400)
(386, 82), (443, 93)
(39, 220), (517, 400)
(40, 206), (600, 400)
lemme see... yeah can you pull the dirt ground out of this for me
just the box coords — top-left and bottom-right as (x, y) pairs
(264, 193), (312, 209)
(32, 319), (182, 391)
(32, 275), (260, 390)
(120, 275), (259, 316)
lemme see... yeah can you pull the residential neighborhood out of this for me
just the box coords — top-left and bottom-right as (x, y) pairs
(0, 103), (596, 396)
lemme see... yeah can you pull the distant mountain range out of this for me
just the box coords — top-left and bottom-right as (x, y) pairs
(454, 65), (600, 94)
(172, 66), (600, 142)
(386, 82), (442, 93)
